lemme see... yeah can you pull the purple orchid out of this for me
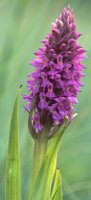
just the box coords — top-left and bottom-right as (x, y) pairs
(24, 7), (86, 135)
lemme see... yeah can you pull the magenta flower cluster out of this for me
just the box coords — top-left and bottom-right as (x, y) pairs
(24, 7), (86, 133)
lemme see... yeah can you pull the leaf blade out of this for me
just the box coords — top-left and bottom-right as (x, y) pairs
(50, 169), (63, 200)
(28, 118), (68, 200)
(5, 91), (21, 200)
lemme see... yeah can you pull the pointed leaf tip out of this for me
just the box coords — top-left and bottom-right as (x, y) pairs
(5, 90), (21, 200)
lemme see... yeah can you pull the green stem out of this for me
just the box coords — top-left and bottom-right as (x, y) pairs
(32, 133), (48, 184)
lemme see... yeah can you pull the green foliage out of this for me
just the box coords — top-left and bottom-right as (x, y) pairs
(0, 0), (91, 200)
(5, 91), (21, 200)
(28, 119), (68, 200)
(50, 169), (62, 200)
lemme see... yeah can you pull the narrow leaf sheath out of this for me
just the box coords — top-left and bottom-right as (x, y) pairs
(5, 91), (21, 200)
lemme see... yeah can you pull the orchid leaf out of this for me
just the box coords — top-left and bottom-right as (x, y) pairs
(5, 90), (21, 200)
(28, 117), (68, 200)
(50, 169), (63, 200)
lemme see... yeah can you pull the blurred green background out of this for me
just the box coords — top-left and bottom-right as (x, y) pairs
(0, 0), (91, 199)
